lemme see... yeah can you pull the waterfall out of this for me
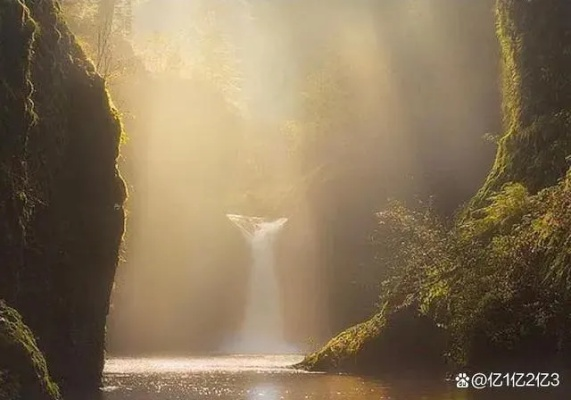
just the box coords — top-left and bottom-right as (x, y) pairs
(226, 214), (290, 354)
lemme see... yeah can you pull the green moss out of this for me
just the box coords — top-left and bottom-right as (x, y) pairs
(0, 0), (38, 229)
(0, 301), (61, 400)
(297, 312), (386, 372)
(0, 0), (127, 392)
(298, 304), (446, 374)
(294, 0), (571, 376)
(473, 0), (571, 207)
(304, 172), (571, 372)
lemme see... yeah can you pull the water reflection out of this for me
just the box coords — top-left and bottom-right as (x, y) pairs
(248, 383), (281, 400)
(86, 356), (567, 400)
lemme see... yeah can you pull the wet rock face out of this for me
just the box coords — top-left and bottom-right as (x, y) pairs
(0, 0), (126, 392)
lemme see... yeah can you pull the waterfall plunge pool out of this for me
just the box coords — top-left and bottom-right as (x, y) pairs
(86, 216), (566, 400)
(73, 355), (565, 400)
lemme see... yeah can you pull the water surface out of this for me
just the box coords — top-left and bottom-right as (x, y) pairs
(95, 355), (565, 400)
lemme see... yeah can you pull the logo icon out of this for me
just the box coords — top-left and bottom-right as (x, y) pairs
(455, 373), (470, 388)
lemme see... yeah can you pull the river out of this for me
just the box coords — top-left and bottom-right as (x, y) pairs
(73, 355), (566, 400)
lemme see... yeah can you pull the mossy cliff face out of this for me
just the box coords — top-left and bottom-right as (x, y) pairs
(0, 0), (126, 392)
(0, 301), (61, 400)
(474, 0), (571, 204)
(300, 0), (571, 374)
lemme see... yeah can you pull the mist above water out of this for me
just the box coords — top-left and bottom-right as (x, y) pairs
(226, 214), (292, 354)
(100, 0), (501, 356)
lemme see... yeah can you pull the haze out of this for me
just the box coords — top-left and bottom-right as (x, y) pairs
(61, 0), (500, 355)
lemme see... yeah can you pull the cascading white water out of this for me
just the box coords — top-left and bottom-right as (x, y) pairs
(226, 214), (289, 354)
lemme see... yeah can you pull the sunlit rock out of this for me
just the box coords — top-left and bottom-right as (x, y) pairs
(297, 305), (446, 375)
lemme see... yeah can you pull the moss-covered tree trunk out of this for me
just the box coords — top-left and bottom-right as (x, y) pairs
(0, 0), (126, 392)
(474, 0), (571, 205)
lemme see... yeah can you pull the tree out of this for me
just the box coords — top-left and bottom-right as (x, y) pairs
(60, 0), (136, 80)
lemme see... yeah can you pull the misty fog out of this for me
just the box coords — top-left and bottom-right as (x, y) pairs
(68, 0), (502, 355)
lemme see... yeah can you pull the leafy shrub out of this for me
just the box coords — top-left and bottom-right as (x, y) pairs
(373, 174), (571, 368)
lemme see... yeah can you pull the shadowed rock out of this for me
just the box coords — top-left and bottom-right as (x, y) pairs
(0, 0), (126, 392)
(0, 301), (61, 400)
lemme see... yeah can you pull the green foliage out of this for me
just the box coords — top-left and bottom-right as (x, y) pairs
(298, 201), (452, 373)
(301, 0), (571, 373)
(531, 172), (571, 291)
(373, 200), (455, 311)
(377, 175), (571, 367)
(303, 173), (571, 371)
(60, 0), (136, 80)
(0, 301), (61, 400)
(435, 1), (571, 365)
(462, 182), (530, 237)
